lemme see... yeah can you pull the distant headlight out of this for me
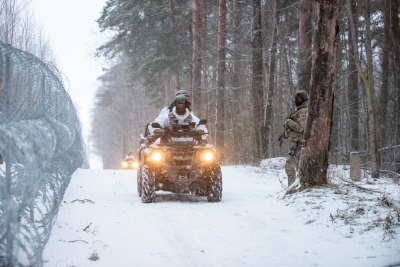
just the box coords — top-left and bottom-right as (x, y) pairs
(122, 161), (128, 168)
(151, 152), (162, 162)
(132, 161), (138, 168)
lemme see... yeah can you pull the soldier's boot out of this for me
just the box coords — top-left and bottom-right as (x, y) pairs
(285, 155), (297, 186)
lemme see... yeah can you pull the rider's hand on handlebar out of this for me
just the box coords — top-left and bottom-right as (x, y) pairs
(154, 128), (162, 134)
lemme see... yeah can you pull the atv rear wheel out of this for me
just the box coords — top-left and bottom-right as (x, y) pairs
(207, 165), (222, 203)
(141, 164), (156, 203)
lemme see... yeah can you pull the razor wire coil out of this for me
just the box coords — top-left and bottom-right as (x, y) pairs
(0, 42), (86, 267)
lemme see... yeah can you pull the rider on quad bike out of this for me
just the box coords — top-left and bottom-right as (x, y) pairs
(121, 152), (138, 170)
(137, 94), (222, 203)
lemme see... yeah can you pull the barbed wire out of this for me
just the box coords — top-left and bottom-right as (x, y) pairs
(0, 42), (86, 267)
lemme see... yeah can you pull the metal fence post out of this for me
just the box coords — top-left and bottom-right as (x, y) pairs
(5, 45), (14, 266)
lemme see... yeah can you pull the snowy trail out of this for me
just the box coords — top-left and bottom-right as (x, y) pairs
(43, 165), (400, 267)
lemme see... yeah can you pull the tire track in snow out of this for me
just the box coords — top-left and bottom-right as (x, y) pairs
(220, 198), (302, 265)
(154, 206), (213, 267)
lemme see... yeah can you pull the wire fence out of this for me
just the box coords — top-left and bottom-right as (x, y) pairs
(0, 42), (86, 266)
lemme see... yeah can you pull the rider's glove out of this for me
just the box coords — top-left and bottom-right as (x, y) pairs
(153, 128), (162, 134)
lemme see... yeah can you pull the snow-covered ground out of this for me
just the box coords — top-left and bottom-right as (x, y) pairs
(43, 158), (400, 267)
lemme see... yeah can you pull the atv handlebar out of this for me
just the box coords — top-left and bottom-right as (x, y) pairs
(147, 127), (208, 146)
(153, 128), (208, 137)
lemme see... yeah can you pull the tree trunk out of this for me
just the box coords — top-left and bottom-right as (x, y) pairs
(347, 0), (359, 152)
(391, 0), (400, 173)
(187, 11), (193, 98)
(231, 0), (243, 163)
(347, 0), (381, 177)
(380, 0), (390, 148)
(331, 41), (341, 160)
(165, 75), (171, 106)
(275, 12), (295, 94)
(192, 0), (202, 116)
(168, 0), (181, 92)
(216, 0), (226, 161)
(365, 0), (381, 177)
(264, 0), (279, 158)
(201, 0), (209, 126)
(298, 0), (313, 93)
(299, 0), (339, 187)
(252, 0), (265, 161)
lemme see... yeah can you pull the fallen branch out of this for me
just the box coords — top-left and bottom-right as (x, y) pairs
(278, 177), (288, 190)
(92, 240), (108, 248)
(89, 249), (99, 261)
(339, 178), (382, 193)
(93, 240), (107, 245)
(67, 239), (88, 243)
(380, 170), (399, 180)
(71, 199), (96, 204)
(91, 225), (100, 235)
(83, 222), (92, 232)
(278, 178), (302, 200)
(330, 213), (335, 231)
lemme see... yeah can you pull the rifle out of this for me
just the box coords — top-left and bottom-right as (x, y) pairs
(278, 134), (284, 147)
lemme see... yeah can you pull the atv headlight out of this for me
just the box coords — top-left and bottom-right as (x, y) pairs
(199, 150), (215, 162)
(132, 161), (138, 168)
(151, 151), (163, 162)
(122, 161), (128, 168)
(203, 152), (214, 161)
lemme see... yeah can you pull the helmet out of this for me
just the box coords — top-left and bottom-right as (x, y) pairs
(293, 90), (308, 106)
(174, 94), (189, 104)
(175, 90), (190, 101)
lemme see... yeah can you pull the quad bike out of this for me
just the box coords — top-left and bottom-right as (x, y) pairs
(121, 159), (138, 170)
(137, 119), (222, 203)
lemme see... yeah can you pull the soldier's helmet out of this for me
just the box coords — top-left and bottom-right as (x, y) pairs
(175, 90), (190, 101)
(293, 90), (308, 106)
(168, 90), (191, 112)
(174, 94), (189, 105)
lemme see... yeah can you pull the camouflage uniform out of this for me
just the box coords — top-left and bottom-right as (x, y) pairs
(148, 94), (207, 138)
(168, 108), (193, 131)
(284, 91), (309, 186)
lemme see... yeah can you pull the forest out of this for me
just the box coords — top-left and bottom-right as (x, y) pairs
(0, 0), (55, 61)
(91, 0), (400, 180)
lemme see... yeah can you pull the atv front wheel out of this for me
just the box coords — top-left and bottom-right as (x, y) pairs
(207, 165), (222, 203)
(137, 165), (142, 197)
(141, 164), (156, 203)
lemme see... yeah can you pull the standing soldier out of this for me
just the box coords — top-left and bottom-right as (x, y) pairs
(281, 90), (309, 186)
